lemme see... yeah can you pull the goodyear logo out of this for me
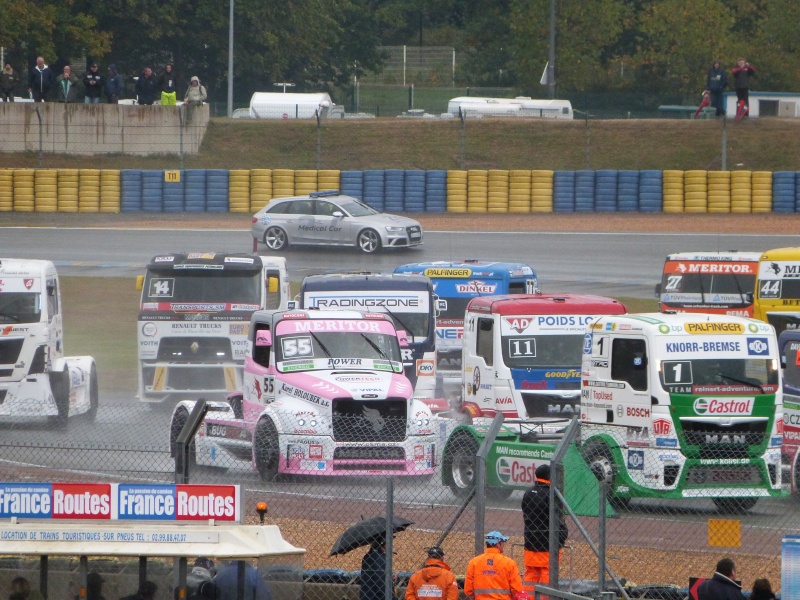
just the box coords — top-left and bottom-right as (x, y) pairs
(684, 322), (744, 335)
(423, 268), (472, 278)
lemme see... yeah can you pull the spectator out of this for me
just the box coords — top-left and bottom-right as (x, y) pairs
(750, 579), (776, 600)
(405, 546), (458, 600)
(521, 464), (569, 591)
(2, 63), (18, 102)
(360, 537), (389, 600)
(184, 76), (207, 106)
(83, 63), (104, 104)
(9, 576), (43, 600)
(214, 561), (271, 600)
(120, 581), (157, 600)
(732, 58), (755, 118)
(27, 56), (53, 102)
(464, 531), (523, 600)
(188, 557), (216, 593)
(105, 64), (123, 103)
(159, 63), (178, 106)
(56, 65), (80, 103)
(135, 66), (158, 105)
(697, 557), (744, 600)
(84, 572), (106, 600)
(706, 60), (728, 117)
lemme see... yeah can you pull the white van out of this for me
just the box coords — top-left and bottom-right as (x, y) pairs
(249, 92), (333, 119)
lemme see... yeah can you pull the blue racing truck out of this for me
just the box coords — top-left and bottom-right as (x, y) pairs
(298, 273), (441, 404)
(394, 261), (539, 399)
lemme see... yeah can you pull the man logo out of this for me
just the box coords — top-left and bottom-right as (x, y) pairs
(747, 337), (769, 356)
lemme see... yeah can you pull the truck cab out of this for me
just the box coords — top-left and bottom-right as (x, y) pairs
(0, 259), (97, 427)
(137, 253), (289, 404)
(582, 313), (783, 512)
(779, 329), (800, 495)
(170, 309), (439, 479)
(753, 246), (800, 336)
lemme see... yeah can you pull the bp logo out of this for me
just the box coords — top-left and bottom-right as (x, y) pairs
(659, 324), (670, 334)
(497, 458), (512, 484)
(694, 398), (709, 415)
(749, 323), (759, 333)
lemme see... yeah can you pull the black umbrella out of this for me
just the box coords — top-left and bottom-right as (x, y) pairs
(330, 516), (413, 556)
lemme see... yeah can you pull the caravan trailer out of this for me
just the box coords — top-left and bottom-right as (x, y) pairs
(447, 96), (573, 119)
(249, 92), (334, 119)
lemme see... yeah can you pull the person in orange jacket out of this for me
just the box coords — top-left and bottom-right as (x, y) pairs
(406, 546), (458, 600)
(464, 531), (523, 600)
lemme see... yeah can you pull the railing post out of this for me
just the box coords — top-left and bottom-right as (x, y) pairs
(475, 413), (505, 555)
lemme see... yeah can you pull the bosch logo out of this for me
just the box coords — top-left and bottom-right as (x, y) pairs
(746, 337), (769, 356)
(626, 407), (650, 418)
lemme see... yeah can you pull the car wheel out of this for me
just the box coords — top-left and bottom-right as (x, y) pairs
(85, 364), (99, 422)
(48, 369), (70, 430)
(254, 418), (282, 482)
(264, 227), (288, 251)
(357, 229), (381, 254)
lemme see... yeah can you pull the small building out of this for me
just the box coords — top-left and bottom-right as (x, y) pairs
(724, 91), (800, 118)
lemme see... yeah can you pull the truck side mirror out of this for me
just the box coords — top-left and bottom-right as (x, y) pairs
(268, 276), (279, 293)
(136, 275), (144, 291)
(287, 300), (297, 310)
(396, 330), (410, 348)
(256, 330), (272, 347)
(745, 291), (754, 303)
(436, 299), (447, 313)
(654, 283), (661, 298)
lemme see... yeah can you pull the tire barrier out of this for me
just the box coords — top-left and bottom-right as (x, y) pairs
(228, 170), (251, 214)
(100, 170), (121, 213)
(403, 170), (426, 213)
(34, 169), (58, 213)
(0, 170), (13, 212)
(446, 170), (467, 213)
(773, 171), (795, 213)
(250, 169), (273, 212)
(424, 170), (447, 213)
(638, 170), (662, 213)
(120, 170), (142, 212)
(12, 169), (35, 213)
(3, 168), (799, 213)
(384, 169), (405, 213)
(662, 170), (684, 213)
(339, 170), (363, 201)
(362, 170), (385, 211)
(206, 169), (229, 213)
(553, 170), (576, 212)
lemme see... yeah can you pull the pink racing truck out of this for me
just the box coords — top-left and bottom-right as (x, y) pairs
(169, 309), (439, 480)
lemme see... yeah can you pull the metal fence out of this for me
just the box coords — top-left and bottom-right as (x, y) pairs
(0, 391), (793, 600)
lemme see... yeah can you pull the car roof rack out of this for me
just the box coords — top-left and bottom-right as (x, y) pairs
(310, 190), (340, 197)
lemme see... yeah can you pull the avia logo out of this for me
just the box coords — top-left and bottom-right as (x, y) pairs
(693, 397), (754, 416)
(677, 263), (687, 273)
(503, 317), (531, 334)
(653, 418), (672, 435)
(769, 262), (781, 275)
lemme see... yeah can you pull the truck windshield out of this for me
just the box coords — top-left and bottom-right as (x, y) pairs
(660, 357), (779, 392)
(501, 334), (584, 369)
(661, 271), (755, 302)
(0, 292), (41, 324)
(276, 332), (402, 371)
(143, 271), (261, 305)
(382, 311), (429, 339)
(438, 297), (471, 322)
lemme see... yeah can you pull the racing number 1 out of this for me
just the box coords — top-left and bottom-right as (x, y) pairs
(594, 335), (609, 358)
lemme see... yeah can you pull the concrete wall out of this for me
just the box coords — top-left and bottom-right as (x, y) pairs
(0, 103), (209, 155)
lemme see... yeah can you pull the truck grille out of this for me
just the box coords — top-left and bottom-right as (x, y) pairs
(680, 420), (766, 459)
(685, 465), (762, 486)
(0, 339), (24, 366)
(332, 398), (407, 442)
(333, 447), (405, 460)
(521, 393), (580, 419)
(156, 337), (232, 362)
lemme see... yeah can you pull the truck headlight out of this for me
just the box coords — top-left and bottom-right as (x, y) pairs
(415, 417), (430, 427)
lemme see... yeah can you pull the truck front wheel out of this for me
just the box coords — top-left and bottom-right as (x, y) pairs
(444, 434), (478, 497)
(582, 442), (629, 510)
(254, 418), (281, 482)
(85, 365), (99, 422)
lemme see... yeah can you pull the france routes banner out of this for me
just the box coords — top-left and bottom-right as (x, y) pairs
(0, 482), (241, 522)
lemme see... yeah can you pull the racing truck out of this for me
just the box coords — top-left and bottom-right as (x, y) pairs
(169, 309), (440, 479)
(656, 251), (759, 316)
(137, 252), (289, 404)
(752, 246), (800, 336)
(394, 260), (539, 399)
(443, 294), (626, 499)
(297, 273), (441, 405)
(0, 259), (97, 427)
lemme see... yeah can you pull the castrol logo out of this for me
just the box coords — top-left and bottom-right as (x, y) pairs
(693, 397), (754, 416)
(496, 457), (537, 485)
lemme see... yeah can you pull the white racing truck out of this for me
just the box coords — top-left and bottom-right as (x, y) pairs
(0, 259), (97, 427)
(169, 309), (441, 479)
(137, 252), (289, 404)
